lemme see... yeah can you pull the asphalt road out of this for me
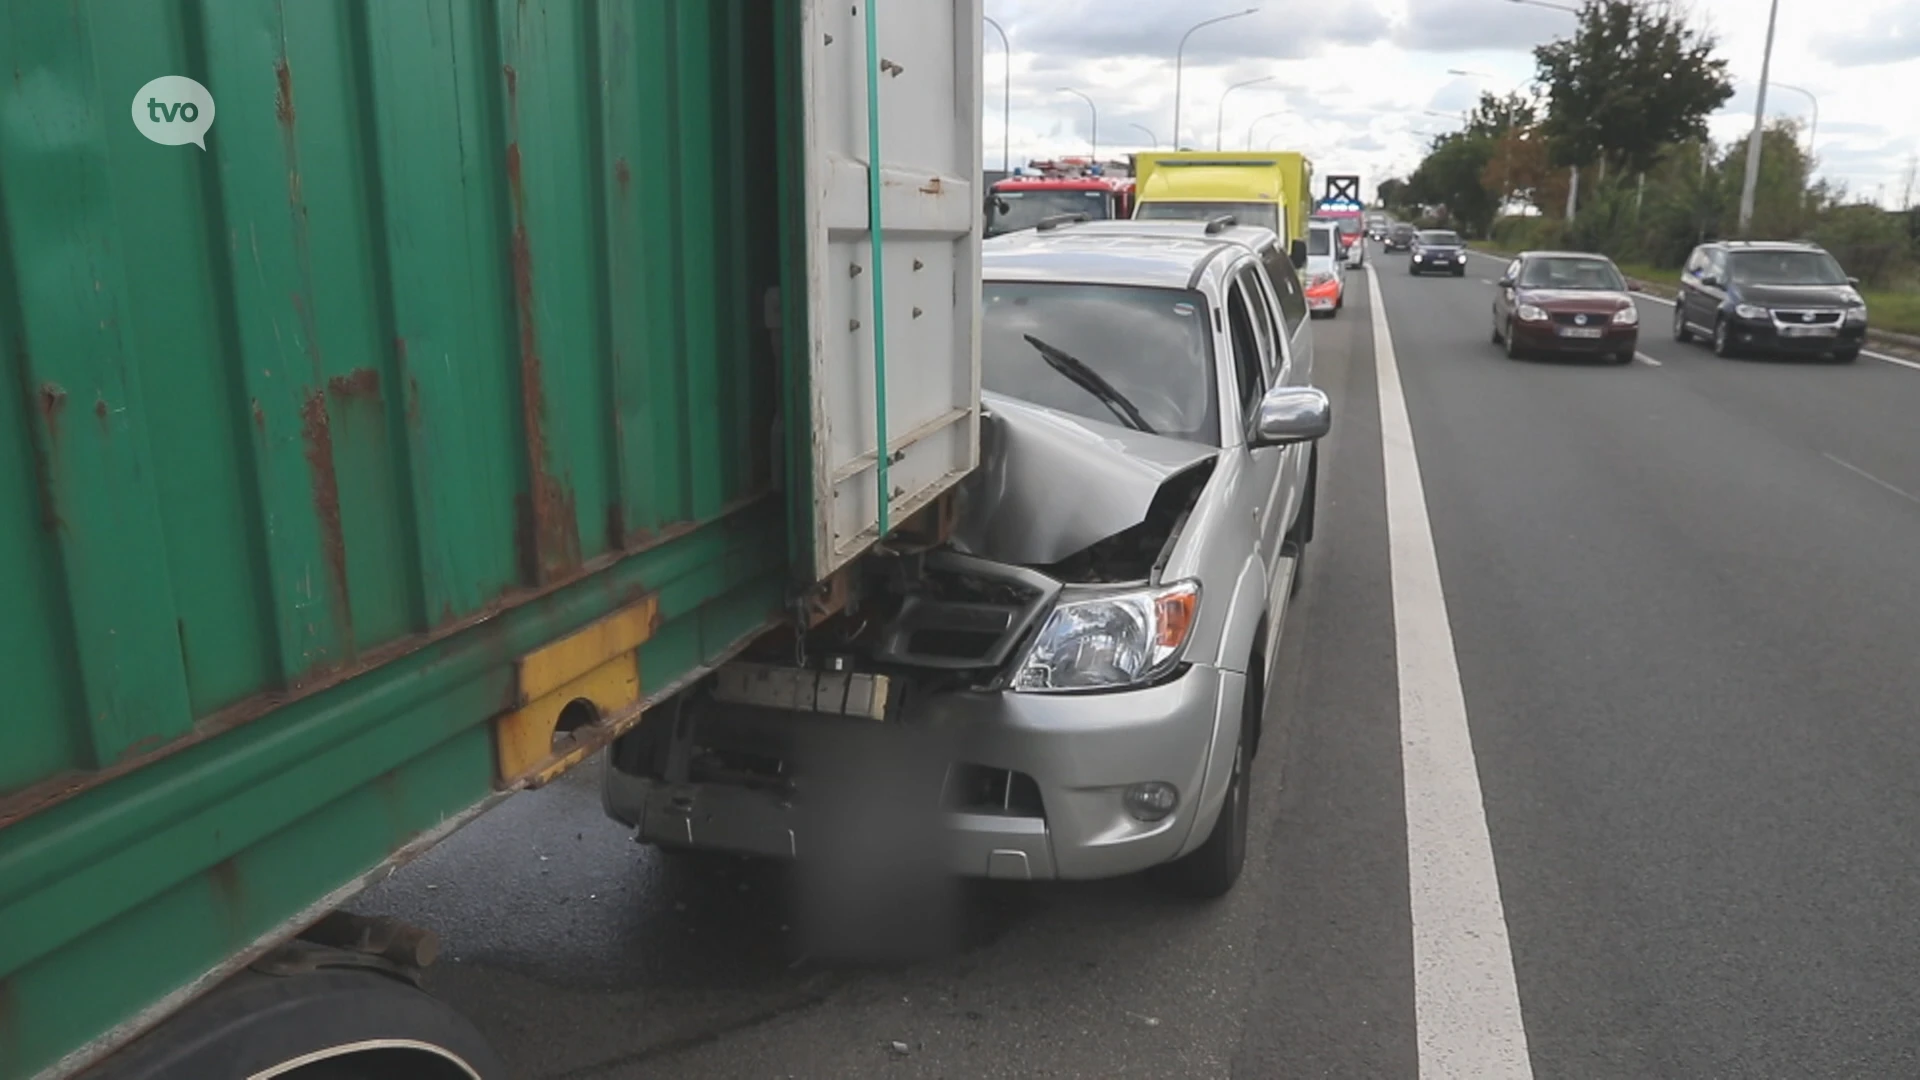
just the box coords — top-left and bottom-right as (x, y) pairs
(352, 246), (1920, 1079)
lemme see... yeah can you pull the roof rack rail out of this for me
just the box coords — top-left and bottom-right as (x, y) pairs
(1204, 214), (1239, 234)
(1035, 213), (1090, 231)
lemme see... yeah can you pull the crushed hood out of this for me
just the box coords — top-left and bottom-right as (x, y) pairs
(951, 392), (1218, 566)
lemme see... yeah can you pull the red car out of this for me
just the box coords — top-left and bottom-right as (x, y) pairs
(1490, 251), (1640, 364)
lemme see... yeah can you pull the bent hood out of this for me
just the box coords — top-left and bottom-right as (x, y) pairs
(951, 391), (1218, 566)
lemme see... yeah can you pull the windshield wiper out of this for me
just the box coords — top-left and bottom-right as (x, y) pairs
(1021, 334), (1156, 434)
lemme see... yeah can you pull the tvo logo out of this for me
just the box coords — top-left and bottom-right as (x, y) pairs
(131, 76), (216, 149)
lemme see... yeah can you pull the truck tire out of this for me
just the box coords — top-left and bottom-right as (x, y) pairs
(85, 969), (503, 1080)
(1153, 655), (1259, 900)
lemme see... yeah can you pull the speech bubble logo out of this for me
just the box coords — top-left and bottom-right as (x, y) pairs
(131, 76), (216, 149)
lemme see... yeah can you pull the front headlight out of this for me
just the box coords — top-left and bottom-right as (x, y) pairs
(1845, 305), (1869, 325)
(1012, 581), (1200, 693)
(1612, 306), (1639, 325)
(1734, 303), (1768, 320)
(1517, 303), (1548, 322)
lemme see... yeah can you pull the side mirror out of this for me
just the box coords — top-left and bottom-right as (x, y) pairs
(1250, 385), (1332, 448)
(1497, 275), (1515, 288)
(1847, 276), (1861, 287)
(1699, 273), (1721, 288)
(1290, 239), (1308, 268)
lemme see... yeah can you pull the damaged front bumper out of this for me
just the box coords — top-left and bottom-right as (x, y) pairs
(604, 659), (1241, 881)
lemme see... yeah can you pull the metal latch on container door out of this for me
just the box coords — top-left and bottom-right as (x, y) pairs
(493, 595), (659, 789)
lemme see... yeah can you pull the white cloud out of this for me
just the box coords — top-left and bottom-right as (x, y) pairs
(982, 0), (1920, 206)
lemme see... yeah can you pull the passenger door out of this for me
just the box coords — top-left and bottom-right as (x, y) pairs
(1261, 242), (1313, 384)
(1681, 246), (1712, 329)
(1224, 264), (1289, 603)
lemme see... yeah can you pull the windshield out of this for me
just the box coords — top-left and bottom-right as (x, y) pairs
(1519, 257), (1627, 291)
(1308, 229), (1333, 256)
(1418, 230), (1462, 246)
(1334, 217), (1363, 236)
(982, 282), (1219, 445)
(986, 188), (1113, 236)
(1727, 249), (1849, 286)
(1135, 200), (1282, 237)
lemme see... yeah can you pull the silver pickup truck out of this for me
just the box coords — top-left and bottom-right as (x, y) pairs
(604, 222), (1331, 902)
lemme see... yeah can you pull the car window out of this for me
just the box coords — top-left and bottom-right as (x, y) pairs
(1684, 248), (1706, 277)
(1224, 275), (1267, 424)
(1517, 256), (1627, 291)
(1264, 246), (1310, 335)
(1708, 248), (1727, 277)
(1726, 249), (1849, 286)
(1418, 230), (1462, 245)
(985, 188), (1114, 236)
(982, 281), (1219, 445)
(1505, 259), (1521, 282)
(1307, 228), (1333, 256)
(1238, 263), (1286, 383)
(1134, 200), (1283, 237)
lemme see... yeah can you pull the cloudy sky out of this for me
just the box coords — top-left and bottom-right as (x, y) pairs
(982, 0), (1920, 206)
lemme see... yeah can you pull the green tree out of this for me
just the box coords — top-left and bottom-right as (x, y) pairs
(1465, 91), (1538, 141)
(1408, 135), (1499, 236)
(1714, 121), (1816, 240)
(1376, 177), (1408, 210)
(1533, 0), (1734, 177)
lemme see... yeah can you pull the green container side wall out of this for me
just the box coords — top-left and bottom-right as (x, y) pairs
(0, 1), (813, 1076)
(0, 0), (790, 797)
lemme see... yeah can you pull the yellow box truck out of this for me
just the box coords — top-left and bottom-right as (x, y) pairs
(1132, 151), (1314, 249)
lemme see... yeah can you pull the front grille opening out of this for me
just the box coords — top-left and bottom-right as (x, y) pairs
(688, 747), (790, 793)
(944, 763), (1045, 817)
(907, 627), (1006, 660)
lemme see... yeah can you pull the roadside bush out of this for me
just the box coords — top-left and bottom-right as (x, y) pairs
(1810, 204), (1917, 289)
(1490, 216), (1565, 251)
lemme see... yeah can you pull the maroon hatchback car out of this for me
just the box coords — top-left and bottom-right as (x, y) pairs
(1490, 252), (1640, 364)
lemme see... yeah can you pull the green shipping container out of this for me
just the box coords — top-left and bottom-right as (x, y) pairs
(0, 1), (983, 1076)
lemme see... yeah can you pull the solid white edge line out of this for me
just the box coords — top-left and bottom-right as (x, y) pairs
(1635, 353), (1662, 366)
(1470, 251), (1919, 370)
(1365, 263), (1535, 1079)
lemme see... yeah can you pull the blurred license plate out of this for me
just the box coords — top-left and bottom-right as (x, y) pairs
(1558, 327), (1604, 339)
(1781, 325), (1836, 337)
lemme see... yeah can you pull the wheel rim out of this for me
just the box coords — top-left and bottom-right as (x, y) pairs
(1505, 321), (1517, 357)
(1674, 306), (1685, 337)
(1714, 322), (1728, 354)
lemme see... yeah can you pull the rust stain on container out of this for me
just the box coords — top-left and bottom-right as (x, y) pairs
(273, 58), (296, 127)
(919, 176), (944, 194)
(92, 396), (108, 423)
(605, 501), (626, 552)
(504, 137), (582, 581)
(299, 389), (355, 656)
(325, 367), (381, 401)
(207, 857), (247, 942)
(615, 157), (632, 194)
(250, 399), (266, 434)
(35, 382), (66, 437)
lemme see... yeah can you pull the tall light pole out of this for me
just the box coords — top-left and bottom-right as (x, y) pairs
(984, 16), (1011, 174)
(1059, 87), (1097, 162)
(1129, 123), (1160, 149)
(1738, 0), (1781, 235)
(1489, 3), (1581, 217)
(1769, 81), (1818, 161)
(1174, 9), (1259, 151)
(1216, 76), (1274, 151)
(1247, 110), (1285, 149)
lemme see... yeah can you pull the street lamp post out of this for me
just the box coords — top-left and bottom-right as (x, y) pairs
(1129, 123), (1160, 149)
(1246, 110), (1285, 149)
(1059, 87), (1097, 162)
(1488, 3), (1582, 217)
(1769, 81), (1818, 160)
(1174, 9), (1259, 151)
(1738, 0), (1782, 234)
(1216, 76), (1274, 151)
(983, 16), (1011, 174)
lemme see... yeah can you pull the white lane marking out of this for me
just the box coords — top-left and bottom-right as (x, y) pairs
(1868, 350), (1920, 371)
(1365, 263), (1535, 1079)
(1635, 352), (1663, 366)
(1824, 453), (1920, 507)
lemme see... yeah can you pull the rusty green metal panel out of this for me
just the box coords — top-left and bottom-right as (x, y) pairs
(0, 1), (808, 1076)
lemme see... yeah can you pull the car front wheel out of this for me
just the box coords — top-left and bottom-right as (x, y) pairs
(1673, 303), (1693, 343)
(1504, 320), (1522, 360)
(1712, 317), (1737, 358)
(1154, 660), (1258, 899)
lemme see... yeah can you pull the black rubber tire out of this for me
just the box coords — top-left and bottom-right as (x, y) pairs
(1673, 303), (1693, 343)
(1712, 317), (1736, 358)
(1491, 312), (1504, 344)
(1453, 267), (1466, 277)
(1833, 348), (1860, 364)
(1154, 659), (1258, 900)
(1504, 319), (1523, 360)
(1613, 349), (1635, 365)
(1408, 263), (1418, 275)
